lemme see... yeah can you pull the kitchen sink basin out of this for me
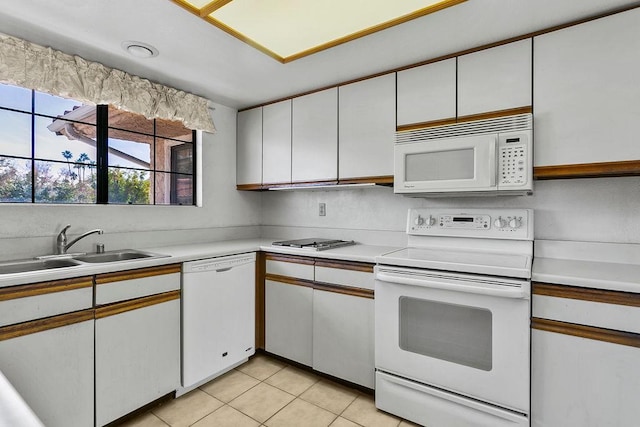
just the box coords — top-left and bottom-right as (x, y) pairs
(73, 249), (166, 263)
(0, 258), (82, 275)
(0, 249), (169, 275)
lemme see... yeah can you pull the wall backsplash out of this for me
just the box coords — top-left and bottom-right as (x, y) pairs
(260, 176), (640, 246)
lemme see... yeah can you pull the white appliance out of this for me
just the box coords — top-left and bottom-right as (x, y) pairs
(394, 114), (533, 196)
(375, 208), (533, 427)
(182, 253), (256, 388)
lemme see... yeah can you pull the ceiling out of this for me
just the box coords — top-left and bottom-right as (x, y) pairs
(0, 0), (636, 110)
(172, 0), (464, 62)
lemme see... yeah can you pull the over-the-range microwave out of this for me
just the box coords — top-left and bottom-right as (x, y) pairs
(394, 113), (533, 196)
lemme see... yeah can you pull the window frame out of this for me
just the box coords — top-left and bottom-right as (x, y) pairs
(0, 88), (198, 206)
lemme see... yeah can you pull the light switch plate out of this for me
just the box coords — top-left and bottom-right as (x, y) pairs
(319, 203), (326, 216)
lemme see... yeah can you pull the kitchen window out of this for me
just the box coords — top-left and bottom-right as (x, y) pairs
(0, 83), (196, 205)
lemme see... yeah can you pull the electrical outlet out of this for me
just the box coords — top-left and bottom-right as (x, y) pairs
(319, 203), (326, 216)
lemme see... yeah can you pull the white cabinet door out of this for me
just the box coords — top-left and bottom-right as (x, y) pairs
(397, 58), (456, 127)
(0, 318), (94, 427)
(265, 280), (313, 366)
(313, 290), (374, 388)
(458, 39), (532, 117)
(236, 107), (262, 186)
(534, 9), (640, 166)
(292, 88), (338, 182)
(532, 329), (640, 427)
(339, 74), (395, 179)
(263, 100), (292, 185)
(96, 298), (180, 426)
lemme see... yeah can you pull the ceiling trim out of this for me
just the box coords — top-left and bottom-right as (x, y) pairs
(199, 0), (233, 17)
(170, 0), (467, 63)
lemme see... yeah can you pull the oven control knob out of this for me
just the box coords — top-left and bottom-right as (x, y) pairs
(493, 217), (506, 228)
(427, 215), (436, 226)
(509, 218), (522, 229)
(414, 215), (425, 226)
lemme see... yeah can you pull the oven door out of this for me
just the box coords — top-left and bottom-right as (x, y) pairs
(375, 265), (530, 414)
(394, 134), (497, 194)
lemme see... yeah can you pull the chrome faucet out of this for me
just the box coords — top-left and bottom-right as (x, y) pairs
(56, 225), (104, 254)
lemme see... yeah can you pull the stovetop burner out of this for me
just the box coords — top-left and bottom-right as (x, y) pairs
(272, 238), (355, 251)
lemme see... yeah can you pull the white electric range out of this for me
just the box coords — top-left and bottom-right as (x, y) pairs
(375, 208), (533, 427)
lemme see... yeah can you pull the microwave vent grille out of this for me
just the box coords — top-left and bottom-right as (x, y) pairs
(396, 113), (532, 143)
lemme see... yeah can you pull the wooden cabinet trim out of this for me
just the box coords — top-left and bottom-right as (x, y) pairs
(265, 274), (315, 289)
(0, 309), (94, 341)
(95, 264), (181, 285)
(314, 282), (374, 299)
(533, 282), (640, 308)
(236, 183), (264, 191)
(532, 317), (640, 348)
(397, 117), (457, 132)
(456, 106), (532, 123)
(314, 259), (374, 273)
(266, 272), (374, 298)
(0, 276), (93, 301)
(265, 253), (315, 265)
(338, 176), (394, 185)
(396, 106), (532, 132)
(256, 252), (266, 350)
(533, 160), (640, 180)
(95, 290), (181, 319)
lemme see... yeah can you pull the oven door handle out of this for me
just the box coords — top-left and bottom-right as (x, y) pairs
(376, 271), (528, 299)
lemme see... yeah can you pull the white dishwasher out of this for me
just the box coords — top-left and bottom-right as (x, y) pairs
(182, 252), (256, 388)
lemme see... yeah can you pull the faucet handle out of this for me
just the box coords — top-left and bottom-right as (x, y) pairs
(57, 224), (71, 242)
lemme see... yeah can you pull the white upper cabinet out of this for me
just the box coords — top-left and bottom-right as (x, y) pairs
(236, 107), (262, 186)
(397, 58), (456, 127)
(534, 9), (640, 167)
(292, 88), (338, 182)
(458, 39), (532, 117)
(339, 74), (396, 179)
(263, 100), (292, 185)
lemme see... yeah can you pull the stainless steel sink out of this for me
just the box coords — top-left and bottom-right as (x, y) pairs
(0, 249), (169, 275)
(73, 249), (167, 263)
(0, 258), (82, 275)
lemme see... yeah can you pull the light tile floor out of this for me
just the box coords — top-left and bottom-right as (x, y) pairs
(120, 353), (420, 427)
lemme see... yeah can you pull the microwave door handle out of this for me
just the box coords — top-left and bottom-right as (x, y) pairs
(488, 137), (497, 187)
(376, 271), (527, 299)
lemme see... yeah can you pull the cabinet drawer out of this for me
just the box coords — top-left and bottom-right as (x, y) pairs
(265, 257), (314, 281)
(0, 277), (93, 327)
(95, 264), (181, 305)
(315, 265), (374, 290)
(533, 283), (640, 334)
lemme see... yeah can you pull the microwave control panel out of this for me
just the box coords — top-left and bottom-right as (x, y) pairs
(498, 131), (532, 189)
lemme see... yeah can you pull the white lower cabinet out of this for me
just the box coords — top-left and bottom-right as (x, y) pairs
(312, 289), (374, 388)
(532, 283), (640, 427)
(96, 296), (180, 426)
(264, 254), (375, 388)
(95, 265), (181, 426)
(0, 317), (94, 427)
(265, 280), (313, 366)
(532, 329), (640, 427)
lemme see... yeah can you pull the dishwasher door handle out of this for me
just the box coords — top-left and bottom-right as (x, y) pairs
(215, 267), (233, 273)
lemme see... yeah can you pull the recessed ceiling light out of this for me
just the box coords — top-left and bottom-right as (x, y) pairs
(121, 41), (159, 58)
(172, 0), (466, 63)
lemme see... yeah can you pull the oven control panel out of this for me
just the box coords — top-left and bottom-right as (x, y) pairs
(407, 208), (533, 240)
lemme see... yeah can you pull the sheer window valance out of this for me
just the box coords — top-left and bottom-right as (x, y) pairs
(0, 33), (215, 133)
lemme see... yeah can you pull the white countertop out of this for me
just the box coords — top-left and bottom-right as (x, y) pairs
(0, 238), (402, 288)
(532, 240), (640, 293)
